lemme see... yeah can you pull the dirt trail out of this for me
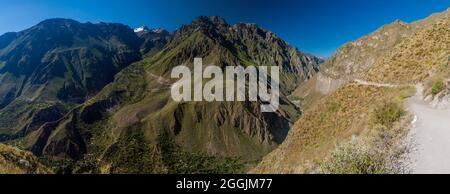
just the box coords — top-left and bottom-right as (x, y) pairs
(406, 85), (450, 174)
(353, 79), (401, 88)
(353, 79), (450, 173)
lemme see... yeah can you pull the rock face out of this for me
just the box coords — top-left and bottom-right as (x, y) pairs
(428, 81), (450, 109)
(19, 16), (322, 173)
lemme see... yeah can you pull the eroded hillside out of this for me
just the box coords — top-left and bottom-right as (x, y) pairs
(18, 16), (322, 173)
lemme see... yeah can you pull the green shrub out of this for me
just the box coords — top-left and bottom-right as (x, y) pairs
(105, 130), (166, 174)
(157, 133), (245, 174)
(320, 126), (408, 174)
(102, 131), (245, 174)
(327, 102), (341, 113)
(320, 101), (409, 174)
(374, 102), (405, 127)
(431, 79), (445, 96)
(288, 95), (305, 102)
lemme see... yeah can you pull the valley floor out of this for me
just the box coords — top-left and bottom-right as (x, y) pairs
(407, 86), (450, 174)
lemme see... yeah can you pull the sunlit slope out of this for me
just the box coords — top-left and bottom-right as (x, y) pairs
(254, 8), (449, 173)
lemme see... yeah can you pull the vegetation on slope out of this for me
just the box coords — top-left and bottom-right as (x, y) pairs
(253, 84), (415, 173)
(254, 9), (449, 174)
(291, 9), (449, 111)
(364, 18), (449, 84)
(18, 16), (321, 173)
(431, 79), (445, 96)
(0, 143), (51, 174)
(0, 18), (170, 144)
(320, 102), (409, 174)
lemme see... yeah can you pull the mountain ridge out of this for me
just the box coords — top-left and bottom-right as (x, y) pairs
(0, 18), (168, 143)
(0, 16), (322, 173)
(292, 9), (449, 110)
(254, 8), (449, 173)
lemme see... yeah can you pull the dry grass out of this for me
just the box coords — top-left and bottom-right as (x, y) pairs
(252, 84), (412, 173)
(320, 102), (411, 174)
(364, 19), (449, 84)
(253, 9), (448, 174)
(0, 144), (51, 174)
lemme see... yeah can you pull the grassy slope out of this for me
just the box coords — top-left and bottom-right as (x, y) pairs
(0, 144), (51, 174)
(16, 17), (320, 173)
(364, 19), (449, 84)
(254, 10), (449, 173)
(253, 84), (414, 173)
(290, 9), (449, 112)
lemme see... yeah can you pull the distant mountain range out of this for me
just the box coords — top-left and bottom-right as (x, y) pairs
(0, 16), (322, 173)
(1, 8), (448, 174)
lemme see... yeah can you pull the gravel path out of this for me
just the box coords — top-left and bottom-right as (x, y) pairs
(353, 79), (401, 88)
(353, 79), (450, 174)
(407, 85), (450, 174)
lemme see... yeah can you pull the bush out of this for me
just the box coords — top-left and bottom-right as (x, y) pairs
(431, 79), (445, 96)
(320, 124), (409, 175)
(374, 102), (405, 127)
(320, 101), (409, 174)
(105, 130), (167, 174)
(320, 139), (390, 174)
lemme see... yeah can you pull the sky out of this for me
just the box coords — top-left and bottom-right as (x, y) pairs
(0, 0), (448, 57)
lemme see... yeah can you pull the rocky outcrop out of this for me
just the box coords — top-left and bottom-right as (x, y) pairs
(425, 79), (450, 109)
(0, 143), (51, 174)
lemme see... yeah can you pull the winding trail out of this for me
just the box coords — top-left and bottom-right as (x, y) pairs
(353, 79), (401, 88)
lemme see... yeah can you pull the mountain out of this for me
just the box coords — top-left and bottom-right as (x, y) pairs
(135, 26), (170, 54)
(134, 26), (150, 33)
(0, 143), (51, 174)
(0, 32), (17, 50)
(254, 8), (449, 173)
(0, 19), (142, 105)
(293, 8), (450, 109)
(17, 16), (322, 173)
(293, 20), (412, 108)
(0, 19), (156, 142)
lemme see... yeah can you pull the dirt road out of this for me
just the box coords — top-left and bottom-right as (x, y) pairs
(407, 85), (450, 174)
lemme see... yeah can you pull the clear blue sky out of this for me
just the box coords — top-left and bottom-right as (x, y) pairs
(0, 0), (448, 57)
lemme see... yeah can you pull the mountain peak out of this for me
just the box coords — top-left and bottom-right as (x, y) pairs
(134, 26), (168, 39)
(392, 19), (407, 26)
(134, 25), (150, 33)
(193, 16), (229, 27)
(37, 18), (80, 26)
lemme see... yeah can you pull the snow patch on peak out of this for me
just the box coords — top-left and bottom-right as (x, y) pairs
(134, 26), (149, 33)
(134, 26), (167, 34)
